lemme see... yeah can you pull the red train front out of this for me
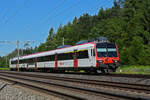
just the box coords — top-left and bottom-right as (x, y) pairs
(95, 41), (120, 73)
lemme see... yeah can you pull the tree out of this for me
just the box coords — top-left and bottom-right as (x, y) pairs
(3, 0), (150, 67)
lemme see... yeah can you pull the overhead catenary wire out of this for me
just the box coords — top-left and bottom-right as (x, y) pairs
(25, 0), (67, 33)
(60, 0), (112, 22)
(45, 0), (113, 23)
(0, 7), (10, 24)
(0, 40), (35, 68)
(26, 0), (82, 33)
(43, 0), (82, 24)
(27, 0), (113, 33)
(4, 0), (29, 24)
(0, 7), (4, 23)
(41, 0), (67, 24)
(90, 0), (113, 12)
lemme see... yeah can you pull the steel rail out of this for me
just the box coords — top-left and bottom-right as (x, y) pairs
(0, 73), (129, 100)
(0, 72), (150, 100)
(0, 75), (85, 100)
(1, 71), (150, 92)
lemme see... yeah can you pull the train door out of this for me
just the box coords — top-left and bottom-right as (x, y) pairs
(89, 47), (95, 67)
(34, 58), (38, 70)
(55, 54), (58, 69)
(73, 50), (78, 69)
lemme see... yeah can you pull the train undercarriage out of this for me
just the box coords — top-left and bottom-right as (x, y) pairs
(10, 63), (119, 74)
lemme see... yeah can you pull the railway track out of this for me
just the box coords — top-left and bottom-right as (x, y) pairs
(40, 71), (150, 78)
(0, 71), (150, 100)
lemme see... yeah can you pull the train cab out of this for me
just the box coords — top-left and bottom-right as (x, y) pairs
(95, 42), (120, 73)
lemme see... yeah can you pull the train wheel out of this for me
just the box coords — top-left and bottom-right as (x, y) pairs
(107, 69), (113, 73)
(96, 70), (101, 74)
(85, 70), (90, 74)
(101, 69), (106, 74)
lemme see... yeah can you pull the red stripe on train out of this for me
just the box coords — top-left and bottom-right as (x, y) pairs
(74, 52), (78, 68)
(55, 55), (58, 69)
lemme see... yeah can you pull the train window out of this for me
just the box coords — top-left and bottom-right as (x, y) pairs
(68, 53), (74, 59)
(37, 55), (55, 62)
(11, 61), (14, 64)
(43, 56), (51, 62)
(11, 60), (17, 64)
(37, 57), (43, 62)
(28, 58), (32, 62)
(50, 55), (55, 61)
(57, 53), (73, 60)
(65, 53), (73, 60)
(78, 50), (89, 59)
(57, 53), (63, 60)
(38, 56), (44, 62)
(91, 49), (95, 57)
(24, 59), (27, 63)
(13, 60), (26, 64)
(20, 60), (23, 64)
(19, 59), (26, 64)
(93, 49), (95, 56)
(28, 58), (34, 64)
(96, 43), (117, 57)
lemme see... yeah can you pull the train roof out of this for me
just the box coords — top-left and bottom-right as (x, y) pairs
(11, 42), (95, 61)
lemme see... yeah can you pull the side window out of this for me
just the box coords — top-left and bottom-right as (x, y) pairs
(78, 50), (89, 59)
(37, 55), (55, 62)
(50, 55), (55, 61)
(11, 60), (17, 64)
(90, 49), (95, 57)
(91, 49), (92, 56)
(43, 55), (51, 62)
(65, 53), (73, 60)
(37, 57), (43, 62)
(28, 58), (34, 65)
(93, 49), (95, 56)
(20, 60), (23, 64)
(19, 59), (27, 64)
(57, 53), (73, 60)
(57, 53), (63, 60)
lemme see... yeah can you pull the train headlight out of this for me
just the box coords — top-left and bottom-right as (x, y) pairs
(113, 60), (120, 66)
(98, 60), (103, 64)
(115, 60), (118, 63)
(114, 60), (119, 63)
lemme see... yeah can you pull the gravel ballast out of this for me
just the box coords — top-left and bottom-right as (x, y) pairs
(0, 80), (62, 100)
(23, 72), (150, 85)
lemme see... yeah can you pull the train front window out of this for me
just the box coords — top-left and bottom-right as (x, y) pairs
(97, 48), (107, 57)
(96, 43), (118, 57)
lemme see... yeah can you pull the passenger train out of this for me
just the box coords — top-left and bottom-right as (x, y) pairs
(10, 37), (120, 73)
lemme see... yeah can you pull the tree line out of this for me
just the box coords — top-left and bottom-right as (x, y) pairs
(0, 0), (150, 67)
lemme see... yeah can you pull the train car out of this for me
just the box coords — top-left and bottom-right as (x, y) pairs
(10, 37), (120, 73)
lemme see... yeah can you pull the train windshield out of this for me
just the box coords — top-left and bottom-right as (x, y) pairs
(96, 43), (118, 57)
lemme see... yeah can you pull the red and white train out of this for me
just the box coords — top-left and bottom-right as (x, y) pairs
(10, 38), (120, 73)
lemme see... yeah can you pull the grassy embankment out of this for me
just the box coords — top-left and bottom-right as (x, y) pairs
(0, 67), (10, 71)
(0, 65), (150, 75)
(116, 65), (150, 75)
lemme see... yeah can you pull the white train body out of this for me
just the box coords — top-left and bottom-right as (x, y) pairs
(10, 41), (120, 73)
(10, 42), (97, 71)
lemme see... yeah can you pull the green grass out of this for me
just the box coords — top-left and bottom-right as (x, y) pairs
(0, 67), (10, 71)
(116, 65), (150, 75)
(0, 66), (150, 75)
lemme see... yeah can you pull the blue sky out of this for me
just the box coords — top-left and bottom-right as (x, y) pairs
(0, 0), (114, 56)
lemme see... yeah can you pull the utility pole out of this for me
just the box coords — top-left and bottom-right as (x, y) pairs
(62, 37), (64, 46)
(17, 40), (20, 71)
(5, 56), (7, 67)
(0, 40), (34, 70)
